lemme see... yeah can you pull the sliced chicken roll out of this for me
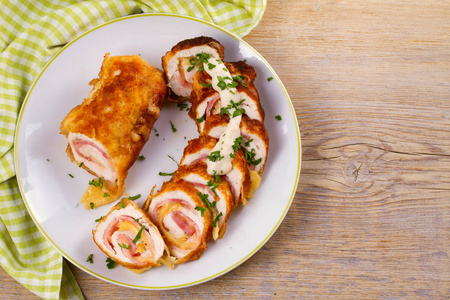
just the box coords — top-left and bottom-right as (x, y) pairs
(144, 180), (213, 265)
(180, 135), (251, 206)
(162, 36), (225, 102)
(188, 61), (265, 133)
(172, 163), (234, 240)
(93, 199), (173, 273)
(203, 114), (269, 175)
(60, 53), (166, 208)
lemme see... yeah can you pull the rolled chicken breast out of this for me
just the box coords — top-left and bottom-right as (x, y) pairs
(92, 198), (173, 273)
(162, 36), (225, 101)
(60, 53), (166, 208)
(144, 180), (213, 264)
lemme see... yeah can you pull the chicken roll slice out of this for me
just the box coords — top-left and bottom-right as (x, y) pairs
(92, 199), (173, 273)
(172, 163), (234, 240)
(162, 36), (225, 101)
(144, 180), (213, 265)
(188, 61), (265, 134)
(203, 114), (269, 175)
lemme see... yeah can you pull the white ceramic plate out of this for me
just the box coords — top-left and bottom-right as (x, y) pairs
(14, 13), (301, 289)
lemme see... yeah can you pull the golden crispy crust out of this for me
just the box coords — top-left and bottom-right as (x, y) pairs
(60, 53), (166, 206)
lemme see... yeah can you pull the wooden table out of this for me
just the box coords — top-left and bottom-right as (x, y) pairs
(1, 0), (449, 298)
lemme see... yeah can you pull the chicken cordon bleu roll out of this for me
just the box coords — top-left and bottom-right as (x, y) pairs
(162, 36), (225, 102)
(93, 199), (174, 273)
(60, 53), (166, 208)
(143, 180), (213, 265)
(188, 61), (265, 134)
(172, 163), (234, 240)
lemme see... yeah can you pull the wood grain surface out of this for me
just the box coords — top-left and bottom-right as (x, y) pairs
(1, 0), (449, 298)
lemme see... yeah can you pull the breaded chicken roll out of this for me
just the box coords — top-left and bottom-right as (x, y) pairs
(60, 53), (166, 208)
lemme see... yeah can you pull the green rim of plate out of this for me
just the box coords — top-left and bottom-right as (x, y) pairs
(14, 12), (301, 290)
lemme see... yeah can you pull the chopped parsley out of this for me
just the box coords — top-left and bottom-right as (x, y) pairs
(198, 192), (217, 214)
(219, 99), (245, 118)
(207, 150), (223, 162)
(106, 257), (116, 269)
(195, 206), (207, 217)
(128, 194), (141, 201)
(103, 193), (110, 197)
(243, 148), (262, 166)
(168, 155), (179, 166)
(95, 216), (103, 222)
(233, 75), (248, 88)
(138, 155), (145, 160)
(118, 243), (130, 249)
(132, 225), (145, 244)
(267, 76), (274, 82)
(119, 202), (125, 208)
(212, 212), (223, 228)
(170, 120), (177, 132)
(68, 174), (74, 178)
(200, 81), (212, 88)
(89, 202), (94, 209)
(79, 162), (84, 167)
(89, 177), (103, 189)
(86, 254), (93, 264)
(159, 171), (175, 176)
(187, 53), (211, 72)
(275, 115), (282, 121)
(244, 138), (253, 147)
(177, 103), (189, 111)
(196, 114), (205, 123)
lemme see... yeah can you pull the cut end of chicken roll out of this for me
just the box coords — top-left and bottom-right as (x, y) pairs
(162, 36), (225, 102)
(92, 199), (172, 272)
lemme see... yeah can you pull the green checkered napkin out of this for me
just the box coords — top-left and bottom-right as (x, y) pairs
(0, 0), (266, 299)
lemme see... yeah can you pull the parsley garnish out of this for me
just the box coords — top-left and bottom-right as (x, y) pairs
(138, 155), (145, 160)
(132, 225), (145, 244)
(128, 194), (141, 201)
(89, 177), (103, 189)
(86, 254), (93, 263)
(106, 257), (116, 269)
(233, 75), (247, 88)
(212, 212), (223, 227)
(187, 53), (211, 72)
(90, 202), (94, 209)
(95, 216), (103, 222)
(207, 150), (223, 162)
(200, 81), (212, 88)
(243, 148), (262, 166)
(195, 206), (207, 217)
(244, 138), (253, 147)
(219, 99), (245, 118)
(103, 193), (110, 197)
(119, 202), (125, 208)
(177, 103), (189, 111)
(196, 114), (205, 123)
(170, 120), (177, 132)
(159, 171), (175, 176)
(267, 76), (274, 82)
(168, 155), (179, 166)
(275, 115), (282, 121)
(198, 192), (217, 214)
(118, 243), (130, 249)
(68, 174), (74, 178)
(79, 162), (84, 167)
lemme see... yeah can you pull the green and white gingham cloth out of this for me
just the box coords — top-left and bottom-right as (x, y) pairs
(0, 1), (266, 299)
